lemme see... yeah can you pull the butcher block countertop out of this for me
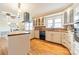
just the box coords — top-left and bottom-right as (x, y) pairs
(8, 31), (30, 36)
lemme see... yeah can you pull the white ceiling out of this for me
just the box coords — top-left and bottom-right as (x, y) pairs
(0, 3), (71, 18)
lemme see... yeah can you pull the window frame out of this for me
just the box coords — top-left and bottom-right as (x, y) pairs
(45, 14), (64, 28)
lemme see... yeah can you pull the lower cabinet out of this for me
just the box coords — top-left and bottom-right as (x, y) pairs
(52, 32), (62, 44)
(34, 30), (39, 38)
(62, 32), (74, 54)
(46, 31), (62, 44)
(46, 31), (52, 42)
(62, 32), (69, 48)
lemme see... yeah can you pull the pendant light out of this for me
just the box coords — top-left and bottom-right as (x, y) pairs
(17, 3), (21, 18)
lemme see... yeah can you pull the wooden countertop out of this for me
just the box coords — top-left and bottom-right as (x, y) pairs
(35, 28), (67, 32)
(8, 31), (30, 36)
(46, 28), (67, 32)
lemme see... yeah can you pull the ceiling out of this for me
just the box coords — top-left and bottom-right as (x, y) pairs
(0, 3), (72, 18)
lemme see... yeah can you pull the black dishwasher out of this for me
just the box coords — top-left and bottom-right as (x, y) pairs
(39, 31), (45, 40)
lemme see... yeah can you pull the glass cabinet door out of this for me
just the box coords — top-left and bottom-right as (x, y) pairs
(69, 9), (74, 23)
(64, 12), (67, 24)
(74, 6), (79, 23)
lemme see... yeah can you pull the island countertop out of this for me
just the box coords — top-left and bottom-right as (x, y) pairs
(8, 31), (30, 36)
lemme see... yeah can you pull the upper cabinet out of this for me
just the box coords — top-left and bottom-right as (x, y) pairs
(33, 17), (45, 27)
(69, 9), (74, 24)
(64, 8), (74, 25)
(64, 12), (68, 25)
(74, 4), (79, 23)
(64, 4), (79, 25)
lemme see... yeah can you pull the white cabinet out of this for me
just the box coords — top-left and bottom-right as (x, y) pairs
(64, 6), (74, 25)
(62, 32), (74, 54)
(67, 32), (74, 54)
(62, 32), (69, 47)
(34, 30), (39, 38)
(62, 32), (71, 49)
(52, 32), (62, 44)
(34, 17), (45, 27)
(46, 31), (52, 42)
(46, 31), (62, 44)
(8, 33), (30, 55)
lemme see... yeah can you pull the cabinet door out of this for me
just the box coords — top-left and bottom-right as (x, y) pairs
(34, 30), (39, 38)
(52, 32), (61, 44)
(61, 32), (65, 43)
(69, 9), (74, 23)
(64, 12), (67, 24)
(46, 31), (52, 41)
(62, 32), (71, 50)
(61, 32), (74, 54)
(62, 33), (68, 47)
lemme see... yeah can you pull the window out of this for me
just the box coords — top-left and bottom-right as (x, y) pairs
(47, 19), (53, 28)
(45, 14), (63, 28)
(25, 22), (33, 31)
(29, 22), (33, 30)
(54, 18), (63, 28)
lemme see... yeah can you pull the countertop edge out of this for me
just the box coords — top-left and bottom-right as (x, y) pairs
(8, 31), (30, 36)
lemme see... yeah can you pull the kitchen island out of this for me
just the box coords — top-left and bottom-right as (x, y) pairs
(8, 31), (30, 55)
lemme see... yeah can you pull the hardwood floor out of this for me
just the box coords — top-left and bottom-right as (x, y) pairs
(29, 39), (70, 55)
